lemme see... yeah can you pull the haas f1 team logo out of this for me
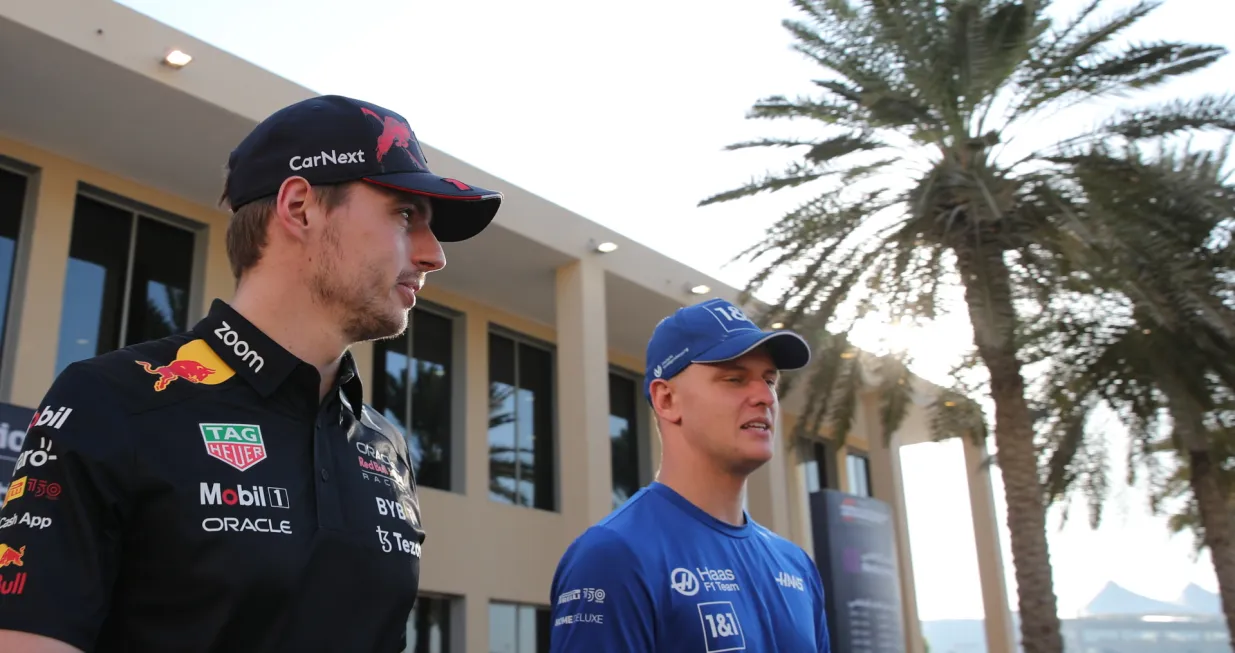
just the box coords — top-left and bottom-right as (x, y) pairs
(361, 107), (426, 170)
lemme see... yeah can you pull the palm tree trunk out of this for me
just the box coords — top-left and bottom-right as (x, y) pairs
(1191, 451), (1235, 653)
(957, 246), (1063, 653)
(1165, 388), (1235, 652)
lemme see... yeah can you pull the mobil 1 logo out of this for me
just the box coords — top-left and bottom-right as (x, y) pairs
(200, 482), (289, 509)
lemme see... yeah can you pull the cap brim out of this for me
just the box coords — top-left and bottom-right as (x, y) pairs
(364, 174), (502, 242)
(693, 330), (811, 370)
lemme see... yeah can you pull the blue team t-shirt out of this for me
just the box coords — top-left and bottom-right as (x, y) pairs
(549, 482), (831, 652)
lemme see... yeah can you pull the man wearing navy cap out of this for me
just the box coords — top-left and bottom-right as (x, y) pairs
(549, 297), (832, 652)
(0, 95), (500, 652)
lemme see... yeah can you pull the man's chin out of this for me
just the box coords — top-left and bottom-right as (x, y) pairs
(347, 307), (410, 343)
(730, 449), (774, 477)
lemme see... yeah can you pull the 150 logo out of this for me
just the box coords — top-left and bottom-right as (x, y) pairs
(6, 477), (61, 504)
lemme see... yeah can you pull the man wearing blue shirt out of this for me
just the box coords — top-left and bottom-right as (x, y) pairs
(549, 297), (832, 652)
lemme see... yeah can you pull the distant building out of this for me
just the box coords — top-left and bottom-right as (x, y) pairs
(1064, 581), (1230, 653)
(923, 582), (1230, 653)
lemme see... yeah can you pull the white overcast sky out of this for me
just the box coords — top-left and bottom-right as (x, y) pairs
(116, 0), (1235, 621)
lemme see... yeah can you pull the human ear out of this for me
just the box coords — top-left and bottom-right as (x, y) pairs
(274, 177), (312, 235)
(650, 380), (682, 426)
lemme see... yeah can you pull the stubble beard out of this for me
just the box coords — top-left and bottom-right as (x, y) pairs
(308, 221), (409, 344)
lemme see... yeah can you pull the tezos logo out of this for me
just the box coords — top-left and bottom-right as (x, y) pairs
(375, 525), (421, 558)
(213, 321), (264, 372)
(670, 568), (699, 596)
(200, 482), (289, 509)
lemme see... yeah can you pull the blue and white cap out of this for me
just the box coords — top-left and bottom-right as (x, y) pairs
(643, 298), (812, 401)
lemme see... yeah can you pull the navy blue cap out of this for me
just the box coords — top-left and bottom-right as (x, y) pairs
(643, 298), (811, 401)
(224, 94), (502, 242)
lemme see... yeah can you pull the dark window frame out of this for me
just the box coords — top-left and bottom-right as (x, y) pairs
(799, 439), (838, 494)
(607, 365), (650, 509)
(846, 451), (872, 497)
(0, 155), (37, 402)
(488, 600), (552, 653)
(73, 184), (206, 346)
(486, 324), (558, 513)
(370, 300), (467, 494)
(53, 184), (205, 376)
(404, 591), (461, 653)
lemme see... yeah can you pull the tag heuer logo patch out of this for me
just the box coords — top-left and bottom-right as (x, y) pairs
(200, 424), (267, 472)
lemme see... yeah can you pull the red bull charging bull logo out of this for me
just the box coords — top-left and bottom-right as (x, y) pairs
(360, 107), (425, 169)
(135, 340), (235, 392)
(0, 543), (25, 568)
(0, 543), (27, 596)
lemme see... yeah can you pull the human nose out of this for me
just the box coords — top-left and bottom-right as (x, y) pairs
(749, 379), (775, 407)
(411, 225), (446, 273)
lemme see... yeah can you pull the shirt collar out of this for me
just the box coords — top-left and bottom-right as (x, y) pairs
(191, 299), (366, 409)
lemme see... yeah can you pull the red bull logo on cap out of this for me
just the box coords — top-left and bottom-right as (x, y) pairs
(360, 107), (424, 168)
(135, 340), (235, 392)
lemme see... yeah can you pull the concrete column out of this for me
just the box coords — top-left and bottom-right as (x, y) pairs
(868, 422), (925, 653)
(964, 435), (1017, 653)
(464, 312), (491, 502)
(554, 259), (612, 538)
(4, 166), (75, 407)
(464, 592), (487, 653)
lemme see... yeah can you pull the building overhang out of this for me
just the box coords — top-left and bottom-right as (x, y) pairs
(0, 0), (959, 436)
(0, 0), (740, 362)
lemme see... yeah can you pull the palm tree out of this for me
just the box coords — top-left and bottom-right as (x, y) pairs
(700, 1), (1230, 650)
(779, 326), (987, 453)
(1026, 141), (1235, 643)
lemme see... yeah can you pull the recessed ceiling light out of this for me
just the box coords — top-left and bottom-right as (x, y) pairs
(770, 322), (784, 329)
(596, 241), (618, 253)
(689, 284), (710, 295)
(163, 49), (192, 68)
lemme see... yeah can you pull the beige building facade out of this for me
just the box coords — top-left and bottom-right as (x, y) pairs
(0, 1), (1019, 652)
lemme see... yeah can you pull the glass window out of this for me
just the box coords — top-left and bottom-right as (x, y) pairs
(0, 166), (28, 379)
(404, 594), (451, 653)
(847, 452), (871, 497)
(489, 602), (550, 653)
(373, 306), (455, 491)
(488, 331), (555, 511)
(55, 192), (196, 375)
(803, 441), (831, 494)
(608, 371), (640, 509)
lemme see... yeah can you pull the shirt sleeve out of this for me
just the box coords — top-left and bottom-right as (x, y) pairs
(549, 526), (656, 652)
(0, 362), (135, 651)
